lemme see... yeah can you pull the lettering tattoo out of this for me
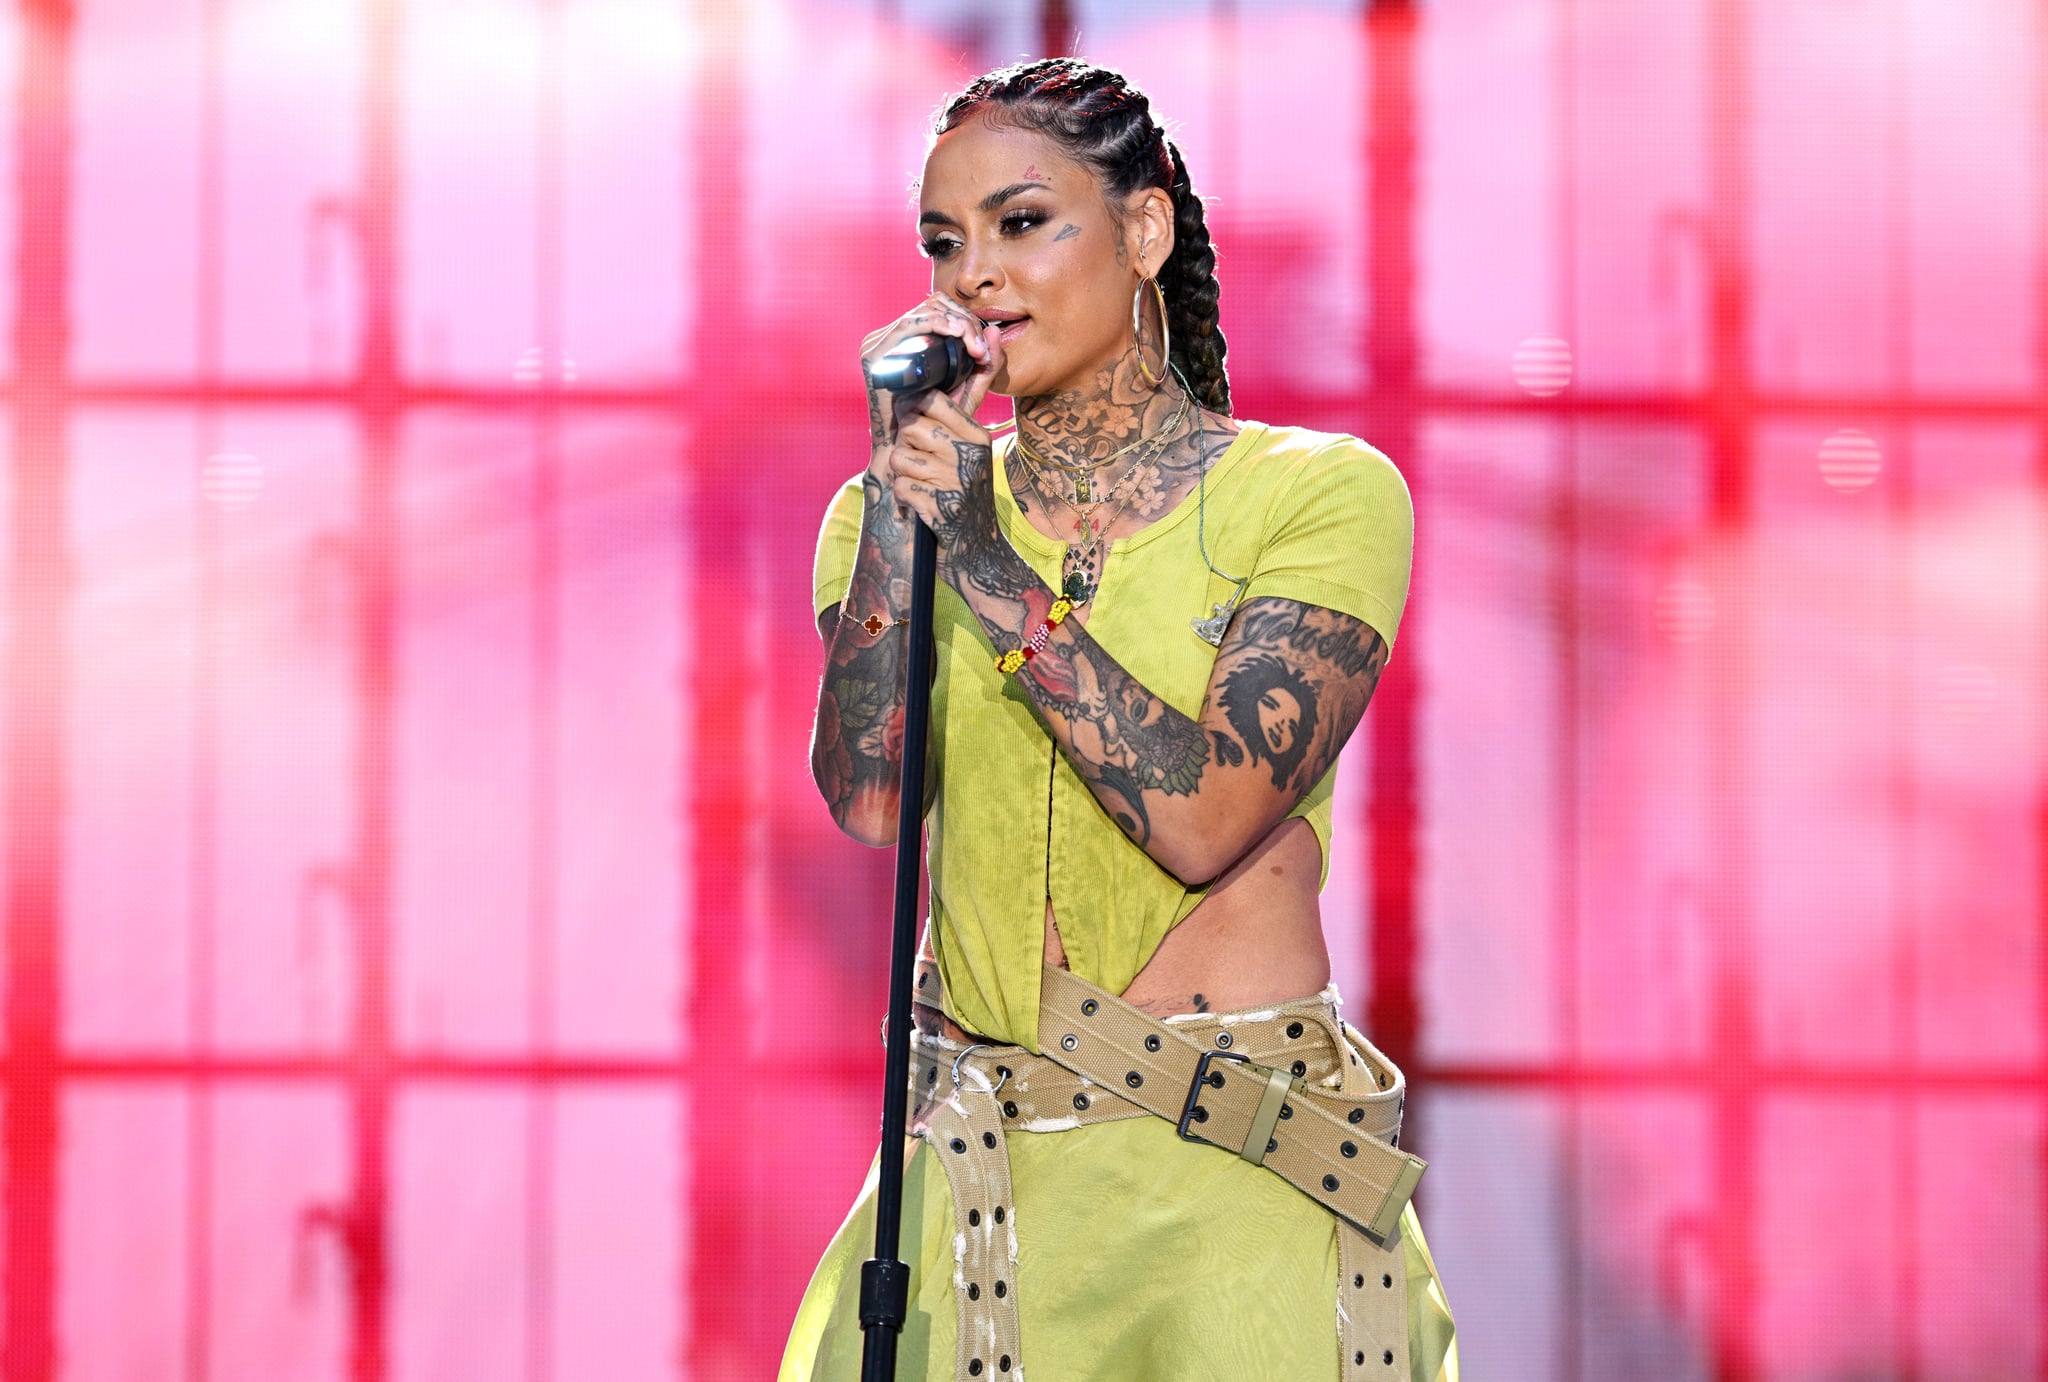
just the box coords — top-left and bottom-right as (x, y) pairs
(1207, 598), (1389, 797)
(866, 384), (889, 449)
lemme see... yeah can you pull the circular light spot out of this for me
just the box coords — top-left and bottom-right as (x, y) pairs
(1653, 577), (1714, 644)
(201, 452), (264, 509)
(1511, 336), (1573, 396)
(1817, 429), (1881, 492)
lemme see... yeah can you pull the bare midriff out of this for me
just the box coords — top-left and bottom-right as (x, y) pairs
(915, 816), (1331, 1042)
(917, 419), (1333, 1041)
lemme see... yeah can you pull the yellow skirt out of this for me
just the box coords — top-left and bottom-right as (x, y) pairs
(780, 1112), (1458, 1380)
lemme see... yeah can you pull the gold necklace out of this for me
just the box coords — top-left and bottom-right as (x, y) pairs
(1057, 465), (1160, 605)
(1010, 434), (1149, 520)
(1022, 403), (1192, 604)
(1019, 446), (1152, 541)
(1013, 389), (1191, 501)
(1010, 393), (1182, 533)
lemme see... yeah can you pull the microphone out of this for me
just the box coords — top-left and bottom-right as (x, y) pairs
(868, 332), (974, 394)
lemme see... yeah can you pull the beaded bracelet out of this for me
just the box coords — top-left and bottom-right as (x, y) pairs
(994, 596), (1076, 674)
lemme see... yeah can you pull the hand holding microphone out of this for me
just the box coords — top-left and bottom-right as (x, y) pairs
(861, 296), (1004, 544)
(861, 294), (999, 449)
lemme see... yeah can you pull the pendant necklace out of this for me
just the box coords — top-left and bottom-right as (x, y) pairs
(1018, 437), (1161, 606)
(1177, 365), (1250, 646)
(1013, 398), (1181, 508)
(1010, 388), (1191, 606)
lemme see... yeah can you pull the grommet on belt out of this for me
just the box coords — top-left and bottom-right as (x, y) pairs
(1214, 1031), (1233, 1049)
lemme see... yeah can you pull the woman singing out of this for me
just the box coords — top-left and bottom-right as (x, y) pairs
(784, 57), (1458, 1382)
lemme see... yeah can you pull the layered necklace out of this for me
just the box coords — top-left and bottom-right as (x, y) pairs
(1008, 385), (1192, 605)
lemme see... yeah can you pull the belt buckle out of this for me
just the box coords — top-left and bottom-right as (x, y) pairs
(1176, 1047), (1253, 1146)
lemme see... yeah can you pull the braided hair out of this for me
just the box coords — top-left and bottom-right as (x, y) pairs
(933, 58), (1231, 413)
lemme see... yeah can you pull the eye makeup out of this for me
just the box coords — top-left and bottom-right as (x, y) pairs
(919, 207), (1051, 260)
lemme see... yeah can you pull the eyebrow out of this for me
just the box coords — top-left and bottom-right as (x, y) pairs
(918, 181), (1052, 229)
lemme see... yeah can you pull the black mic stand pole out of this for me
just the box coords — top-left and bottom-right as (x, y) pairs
(858, 510), (938, 1381)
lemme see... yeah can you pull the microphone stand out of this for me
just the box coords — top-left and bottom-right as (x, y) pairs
(854, 334), (974, 1379)
(858, 509), (937, 1381)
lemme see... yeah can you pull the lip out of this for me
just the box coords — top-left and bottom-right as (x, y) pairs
(978, 313), (1030, 343)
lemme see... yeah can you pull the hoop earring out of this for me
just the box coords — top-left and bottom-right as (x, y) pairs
(1131, 274), (1169, 388)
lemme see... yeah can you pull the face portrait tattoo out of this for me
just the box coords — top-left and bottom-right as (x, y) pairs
(1218, 654), (1320, 789)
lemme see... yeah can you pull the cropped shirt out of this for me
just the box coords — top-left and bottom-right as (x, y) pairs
(811, 421), (1415, 1052)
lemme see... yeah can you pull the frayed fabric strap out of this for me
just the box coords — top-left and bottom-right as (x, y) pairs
(907, 1033), (1025, 1380)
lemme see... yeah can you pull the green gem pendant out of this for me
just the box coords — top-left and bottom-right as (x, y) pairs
(1062, 568), (1093, 604)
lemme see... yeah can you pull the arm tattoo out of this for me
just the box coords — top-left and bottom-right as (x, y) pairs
(867, 388), (888, 449)
(1209, 598), (1388, 794)
(810, 474), (918, 825)
(1011, 611), (1212, 843)
(815, 623), (907, 816)
(936, 436), (1042, 601)
(965, 592), (1388, 857)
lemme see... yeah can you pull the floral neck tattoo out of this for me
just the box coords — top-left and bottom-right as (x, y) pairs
(1009, 387), (1191, 607)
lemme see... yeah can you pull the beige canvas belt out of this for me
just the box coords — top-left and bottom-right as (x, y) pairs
(900, 954), (1427, 1381)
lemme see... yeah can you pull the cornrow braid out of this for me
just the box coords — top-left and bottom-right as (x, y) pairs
(933, 58), (1231, 413)
(1157, 139), (1229, 412)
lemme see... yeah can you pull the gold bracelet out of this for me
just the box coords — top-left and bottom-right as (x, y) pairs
(843, 609), (910, 638)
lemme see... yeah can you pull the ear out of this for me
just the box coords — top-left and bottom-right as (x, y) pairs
(1126, 186), (1177, 277)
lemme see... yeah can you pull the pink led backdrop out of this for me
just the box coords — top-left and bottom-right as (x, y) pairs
(0, 0), (2041, 1378)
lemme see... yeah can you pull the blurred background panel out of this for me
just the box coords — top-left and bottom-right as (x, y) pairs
(3, 0), (2042, 1378)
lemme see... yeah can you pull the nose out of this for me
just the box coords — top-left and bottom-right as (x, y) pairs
(949, 234), (1003, 300)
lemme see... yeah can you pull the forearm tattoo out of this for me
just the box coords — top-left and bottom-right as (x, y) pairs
(960, 591), (1388, 855)
(1009, 612), (1207, 842)
(811, 473), (917, 824)
(936, 436), (1044, 602)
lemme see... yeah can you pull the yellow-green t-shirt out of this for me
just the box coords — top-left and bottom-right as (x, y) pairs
(811, 420), (1414, 1051)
